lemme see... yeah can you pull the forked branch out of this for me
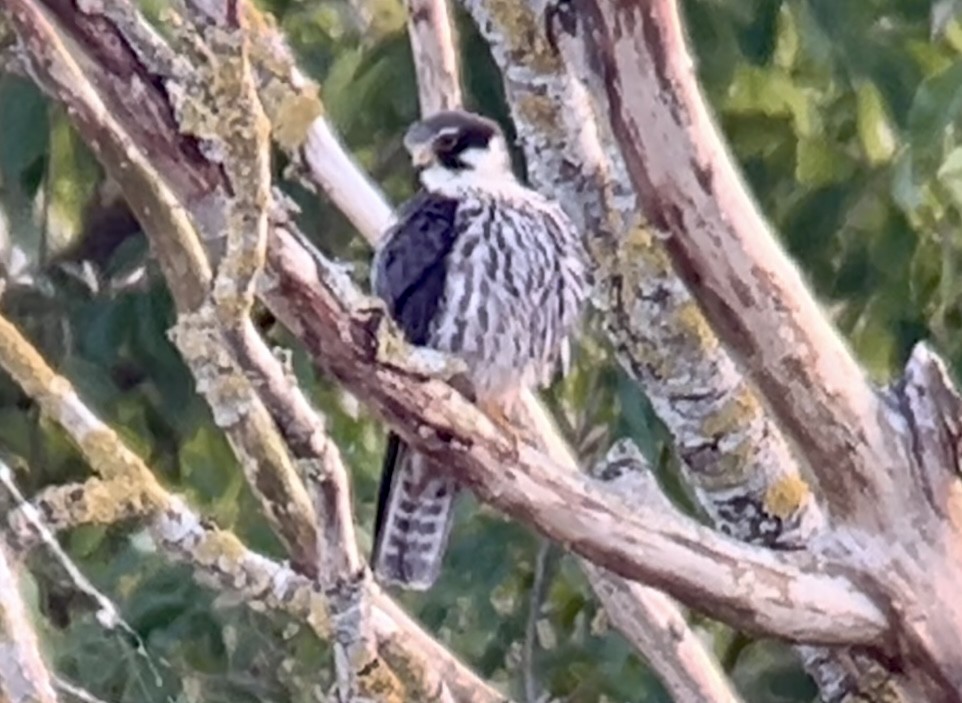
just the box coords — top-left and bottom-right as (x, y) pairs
(270, 228), (888, 645)
(559, 0), (902, 522)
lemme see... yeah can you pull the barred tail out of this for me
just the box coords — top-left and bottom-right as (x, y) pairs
(371, 433), (459, 590)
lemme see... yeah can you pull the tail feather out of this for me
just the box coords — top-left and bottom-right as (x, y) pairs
(372, 433), (459, 590)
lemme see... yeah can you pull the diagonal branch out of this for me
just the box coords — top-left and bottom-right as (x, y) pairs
(584, 440), (744, 703)
(0, 543), (59, 703)
(562, 0), (902, 521)
(269, 226), (888, 646)
(459, 0), (909, 697)
(5, 0), (323, 575)
(4, 478), (151, 554)
(0, 309), (510, 703)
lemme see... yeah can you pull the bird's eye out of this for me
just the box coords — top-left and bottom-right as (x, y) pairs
(434, 133), (458, 152)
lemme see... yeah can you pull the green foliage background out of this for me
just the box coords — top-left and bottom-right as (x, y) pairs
(1, 0), (961, 701)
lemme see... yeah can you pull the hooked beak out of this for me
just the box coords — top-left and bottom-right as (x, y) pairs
(404, 122), (435, 168)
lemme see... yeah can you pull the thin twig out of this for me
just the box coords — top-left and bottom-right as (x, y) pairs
(522, 541), (553, 703)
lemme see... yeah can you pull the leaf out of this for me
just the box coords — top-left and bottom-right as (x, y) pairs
(795, 137), (856, 186)
(0, 76), (49, 182)
(937, 145), (962, 206)
(722, 65), (819, 138)
(907, 60), (962, 156)
(773, 3), (800, 69)
(856, 82), (898, 165)
(44, 109), (102, 255)
(68, 525), (109, 558)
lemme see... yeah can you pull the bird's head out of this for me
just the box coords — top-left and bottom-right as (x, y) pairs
(403, 110), (513, 192)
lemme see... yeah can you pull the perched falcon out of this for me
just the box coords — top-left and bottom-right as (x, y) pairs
(370, 109), (590, 590)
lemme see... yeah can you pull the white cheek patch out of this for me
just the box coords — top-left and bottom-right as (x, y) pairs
(418, 136), (514, 194)
(457, 146), (505, 175)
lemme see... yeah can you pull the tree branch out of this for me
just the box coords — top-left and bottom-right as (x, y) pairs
(404, 0), (463, 114)
(461, 0), (824, 550)
(0, 543), (59, 703)
(563, 0), (903, 521)
(458, 1), (890, 694)
(0, 311), (510, 703)
(269, 229), (888, 646)
(4, 479), (151, 554)
(584, 440), (744, 703)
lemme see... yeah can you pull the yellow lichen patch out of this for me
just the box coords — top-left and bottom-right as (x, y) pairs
(484, 0), (562, 74)
(515, 93), (565, 140)
(82, 477), (153, 522)
(700, 384), (760, 440)
(77, 429), (165, 503)
(358, 656), (405, 703)
(615, 225), (674, 280)
(763, 473), (811, 519)
(0, 315), (58, 399)
(303, 593), (330, 636)
(270, 92), (324, 151)
(673, 299), (720, 353)
(194, 528), (249, 567)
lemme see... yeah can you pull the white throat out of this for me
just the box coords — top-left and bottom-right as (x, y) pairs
(419, 139), (518, 196)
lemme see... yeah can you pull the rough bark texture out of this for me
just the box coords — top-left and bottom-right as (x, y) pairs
(585, 441), (743, 703)
(554, 0), (962, 698)
(405, 0), (463, 114)
(460, 0), (823, 553)
(458, 0), (861, 696)
(268, 226), (887, 645)
(4, 0), (962, 699)
(0, 543), (59, 703)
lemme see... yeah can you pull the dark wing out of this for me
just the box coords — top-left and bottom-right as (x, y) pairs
(371, 191), (461, 587)
(372, 191), (460, 345)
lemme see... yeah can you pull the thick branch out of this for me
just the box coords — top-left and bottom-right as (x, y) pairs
(462, 0), (823, 550)
(459, 0), (918, 697)
(566, 0), (903, 520)
(5, 0), (326, 575)
(269, 227), (888, 645)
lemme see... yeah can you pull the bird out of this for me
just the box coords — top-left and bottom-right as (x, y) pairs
(369, 109), (591, 590)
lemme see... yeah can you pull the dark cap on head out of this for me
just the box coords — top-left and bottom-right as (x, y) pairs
(404, 110), (505, 171)
(404, 110), (503, 149)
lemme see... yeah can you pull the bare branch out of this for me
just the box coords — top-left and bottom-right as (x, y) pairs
(5, 0), (328, 574)
(890, 342), (962, 509)
(0, 543), (58, 703)
(0, 312), (509, 703)
(561, 0), (904, 521)
(223, 3), (394, 241)
(404, 0), (463, 113)
(53, 677), (113, 703)
(0, 466), (143, 645)
(183, 1), (272, 323)
(521, 541), (551, 703)
(454, 0), (923, 697)
(586, 441), (743, 703)
(1, 5), (515, 698)
(269, 228), (888, 645)
(5, 479), (151, 554)
(462, 0), (823, 548)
